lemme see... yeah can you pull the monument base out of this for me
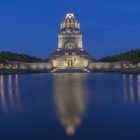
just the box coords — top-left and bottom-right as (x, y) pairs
(50, 68), (90, 73)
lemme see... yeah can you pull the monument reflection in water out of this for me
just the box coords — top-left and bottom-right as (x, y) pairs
(53, 73), (88, 136)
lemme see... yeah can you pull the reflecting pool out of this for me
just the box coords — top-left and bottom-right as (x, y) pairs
(0, 73), (140, 140)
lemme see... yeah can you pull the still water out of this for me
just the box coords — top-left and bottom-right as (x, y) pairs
(0, 73), (140, 140)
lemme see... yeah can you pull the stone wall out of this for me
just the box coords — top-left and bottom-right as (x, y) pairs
(19, 62), (52, 70)
(88, 62), (112, 69)
(88, 61), (131, 70)
(19, 62), (27, 69)
(17, 61), (140, 71)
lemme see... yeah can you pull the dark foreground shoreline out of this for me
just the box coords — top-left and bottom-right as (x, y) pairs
(0, 69), (50, 75)
(0, 68), (140, 75)
(90, 68), (140, 74)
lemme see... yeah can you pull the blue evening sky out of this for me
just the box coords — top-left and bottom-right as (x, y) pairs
(0, 0), (140, 58)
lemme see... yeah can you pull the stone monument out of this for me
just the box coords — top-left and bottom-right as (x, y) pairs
(49, 13), (92, 72)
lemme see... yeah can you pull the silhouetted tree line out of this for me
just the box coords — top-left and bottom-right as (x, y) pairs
(0, 50), (140, 63)
(99, 49), (140, 63)
(0, 51), (42, 62)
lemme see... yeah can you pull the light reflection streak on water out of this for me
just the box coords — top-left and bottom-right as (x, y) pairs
(0, 75), (7, 112)
(53, 73), (88, 136)
(15, 75), (21, 110)
(129, 75), (134, 102)
(123, 74), (140, 103)
(123, 75), (135, 103)
(0, 75), (21, 112)
(123, 74), (128, 102)
(8, 75), (15, 110)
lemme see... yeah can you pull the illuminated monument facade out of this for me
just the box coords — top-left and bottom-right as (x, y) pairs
(49, 13), (92, 72)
